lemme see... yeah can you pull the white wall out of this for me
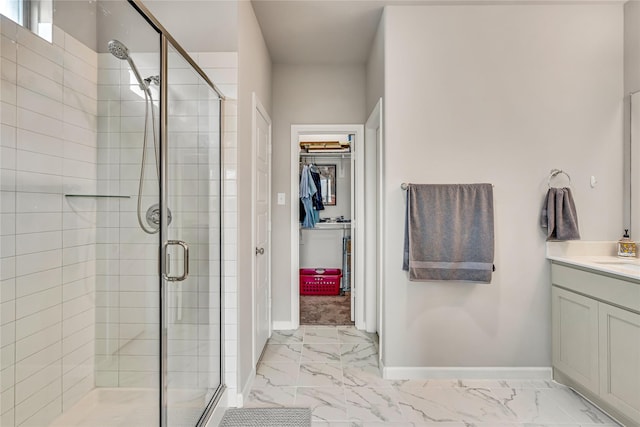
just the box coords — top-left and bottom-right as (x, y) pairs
(624, 1), (640, 234)
(381, 4), (623, 369)
(366, 12), (384, 118)
(1, 18), (98, 427)
(236, 0), (272, 403)
(271, 64), (366, 324)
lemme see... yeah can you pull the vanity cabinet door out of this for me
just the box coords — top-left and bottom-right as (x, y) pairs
(598, 302), (640, 422)
(552, 286), (600, 394)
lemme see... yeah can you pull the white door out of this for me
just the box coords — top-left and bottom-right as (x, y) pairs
(253, 93), (271, 365)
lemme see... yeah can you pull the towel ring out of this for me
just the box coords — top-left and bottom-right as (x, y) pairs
(548, 169), (571, 188)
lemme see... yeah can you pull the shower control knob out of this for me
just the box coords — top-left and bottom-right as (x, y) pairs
(255, 247), (265, 255)
(146, 204), (172, 229)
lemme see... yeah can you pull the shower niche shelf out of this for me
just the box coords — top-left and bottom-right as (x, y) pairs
(65, 194), (131, 199)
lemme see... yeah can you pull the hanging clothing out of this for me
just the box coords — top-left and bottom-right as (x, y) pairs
(310, 169), (324, 211)
(300, 165), (318, 228)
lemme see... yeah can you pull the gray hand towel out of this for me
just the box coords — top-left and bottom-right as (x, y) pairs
(540, 187), (580, 241)
(402, 184), (494, 283)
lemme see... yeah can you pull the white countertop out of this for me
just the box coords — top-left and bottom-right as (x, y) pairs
(547, 241), (640, 281)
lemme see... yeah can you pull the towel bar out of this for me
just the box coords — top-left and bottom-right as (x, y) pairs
(548, 169), (571, 188)
(401, 183), (494, 190)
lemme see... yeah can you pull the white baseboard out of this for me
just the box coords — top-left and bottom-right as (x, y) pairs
(237, 367), (256, 408)
(382, 366), (552, 380)
(272, 321), (296, 330)
(225, 387), (237, 407)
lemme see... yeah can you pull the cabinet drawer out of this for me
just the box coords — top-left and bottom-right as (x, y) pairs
(551, 263), (640, 313)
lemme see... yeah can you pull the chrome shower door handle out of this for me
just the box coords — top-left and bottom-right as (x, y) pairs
(163, 240), (189, 281)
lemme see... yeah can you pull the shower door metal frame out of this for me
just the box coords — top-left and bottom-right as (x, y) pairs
(125, 1), (227, 426)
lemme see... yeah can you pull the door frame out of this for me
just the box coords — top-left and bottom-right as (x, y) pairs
(251, 92), (272, 365)
(290, 124), (365, 329)
(365, 98), (384, 356)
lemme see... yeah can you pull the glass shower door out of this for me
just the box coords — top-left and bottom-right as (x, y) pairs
(160, 41), (222, 427)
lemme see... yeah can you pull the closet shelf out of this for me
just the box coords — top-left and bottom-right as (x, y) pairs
(299, 152), (350, 159)
(300, 222), (351, 230)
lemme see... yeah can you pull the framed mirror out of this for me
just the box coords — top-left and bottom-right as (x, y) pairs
(316, 164), (336, 205)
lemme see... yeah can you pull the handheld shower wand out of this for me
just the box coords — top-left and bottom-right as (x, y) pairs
(108, 39), (166, 234)
(108, 39), (149, 93)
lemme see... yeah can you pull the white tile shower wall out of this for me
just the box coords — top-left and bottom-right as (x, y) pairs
(194, 51), (238, 406)
(1, 17), (97, 427)
(95, 51), (161, 389)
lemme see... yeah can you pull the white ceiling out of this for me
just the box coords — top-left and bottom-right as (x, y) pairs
(251, 0), (387, 65)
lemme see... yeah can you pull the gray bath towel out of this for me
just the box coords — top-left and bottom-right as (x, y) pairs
(540, 187), (580, 241)
(403, 184), (494, 283)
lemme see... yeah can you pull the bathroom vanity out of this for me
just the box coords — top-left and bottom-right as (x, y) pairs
(548, 246), (640, 427)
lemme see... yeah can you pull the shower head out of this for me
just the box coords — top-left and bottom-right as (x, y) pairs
(107, 39), (129, 60)
(108, 39), (149, 92)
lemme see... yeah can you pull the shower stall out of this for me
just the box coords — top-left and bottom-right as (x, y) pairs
(0, 1), (224, 426)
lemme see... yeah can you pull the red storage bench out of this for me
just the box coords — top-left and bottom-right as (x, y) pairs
(300, 268), (342, 295)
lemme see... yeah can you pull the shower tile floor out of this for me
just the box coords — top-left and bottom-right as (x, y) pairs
(48, 388), (158, 427)
(49, 388), (211, 427)
(246, 325), (622, 427)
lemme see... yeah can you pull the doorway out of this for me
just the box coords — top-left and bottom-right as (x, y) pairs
(290, 125), (365, 329)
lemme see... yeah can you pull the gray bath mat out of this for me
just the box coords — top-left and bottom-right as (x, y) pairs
(220, 407), (311, 426)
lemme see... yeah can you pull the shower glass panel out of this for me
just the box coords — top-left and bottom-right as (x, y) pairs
(0, 1), (223, 426)
(162, 42), (222, 426)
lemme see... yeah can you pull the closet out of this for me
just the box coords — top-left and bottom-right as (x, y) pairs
(298, 133), (354, 325)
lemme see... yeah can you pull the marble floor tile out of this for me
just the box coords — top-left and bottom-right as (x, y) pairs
(302, 343), (342, 363)
(345, 387), (405, 423)
(310, 422), (353, 427)
(269, 329), (304, 344)
(343, 364), (392, 388)
(536, 388), (618, 425)
(338, 326), (378, 344)
(299, 363), (344, 387)
(253, 361), (299, 387)
(395, 387), (516, 424)
(296, 387), (348, 422)
(347, 422), (415, 426)
(495, 380), (566, 389)
(259, 343), (302, 364)
(305, 327), (340, 344)
(520, 424), (582, 427)
(254, 327), (621, 427)
(491, 388), (576, 423)
(391, 379), (431, 391)
(244, 386), (297, 408)
(340, 343), (379, 366)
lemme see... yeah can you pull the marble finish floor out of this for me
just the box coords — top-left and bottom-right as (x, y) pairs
(246, 326), (621, 427)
